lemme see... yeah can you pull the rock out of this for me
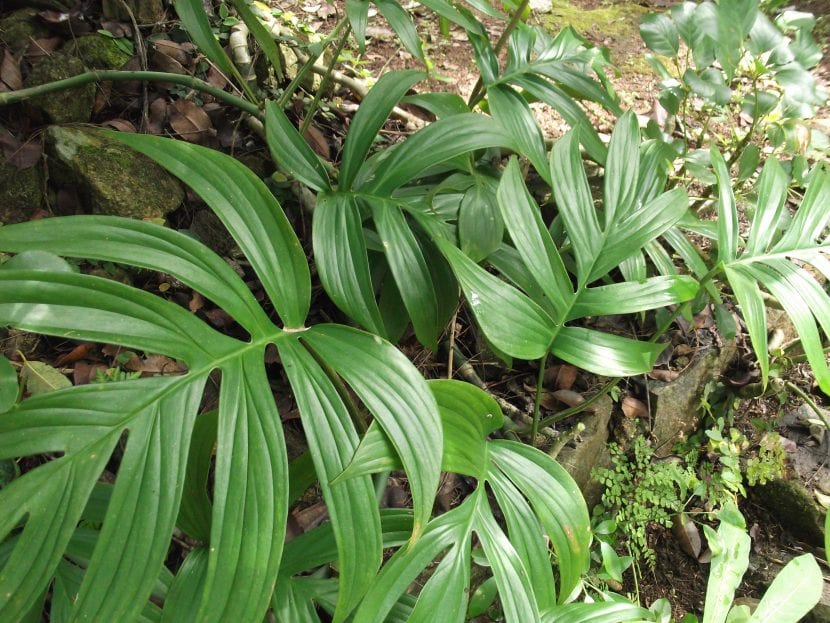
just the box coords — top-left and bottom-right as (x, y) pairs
(0, 8), (51, 54)
(102, 0), (165, 24)
(753, 478), (824, 546)
(557, 396), (613, 507)
(649, 340), (738, 457)
(24, 55), (95, 123)
(64, 33), (132, 70)
(2, 0), (73, 11)
(0, 160), (43, 224)
(45, 125), (183, 220)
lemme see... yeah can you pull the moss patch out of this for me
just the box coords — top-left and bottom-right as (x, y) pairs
(24, 55), (95, 123)
(65, 34), (132, 70)
(540, 0), (651, 75)
(45, 125), (184, 220)
(0, 8), (51, 54)
(0, 162), (43, 224)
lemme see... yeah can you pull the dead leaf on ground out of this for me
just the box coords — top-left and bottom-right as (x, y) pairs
(303, 123), (330, 160)
(621, 395), (648, 419)
(102, 119), (137, 132)
(73, 361), (108, 385)
(26, 37), (63, 59)
(544, 364), (577, 390)
(0, 129), (42, 169)
(22, 361), (71, 396)
(55, 342), (95, 366)
(124, 354), (187, 375)
(151, 39), (192, 67)
(672, 513), (702, 559)
(649, 369), (680, 382)
(0, 51), (22, 92)
(169, 99), (214, 144)
(151, 47), (188, 76)
(100, 21), (132, 37)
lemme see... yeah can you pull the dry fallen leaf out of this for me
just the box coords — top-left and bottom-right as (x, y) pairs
(648, 369), (680, 382)
(545, 364), (577, 390)
(102, 119), (137, 132)
(0, 51), (22, 92)
(26, 37), (63, 59)
(169, 99), (214, 144)
(621, 395), (648, 419)
(0, 129), (42, 169)
(151, 39), (192, 67)
(672, 513), (702, 559)
(55, 342), (95, 366)
(303, 123), (330, 160)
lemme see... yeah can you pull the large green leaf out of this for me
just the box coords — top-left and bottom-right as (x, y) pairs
(301, 324), (442, 539)
(109, 131), (311, 329)
(436, 238), (557, 360)
(488, 85), (550, 184)
(569, 275), (699, 320)
(0, 134), (440, 621)
(749, 554), (822, 623)
(703, 505), (751, 623)
(265, 101), (331, 192)
(339, 70), (425, 190)
(552, 327), (665, 377)
(313, 193), (386, 336)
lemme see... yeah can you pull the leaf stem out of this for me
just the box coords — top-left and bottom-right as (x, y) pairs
(300, 24), (352, 136)
(531, 353), (547, 445)
(466, 0), (531, 109)
(0, 70), (263, 118)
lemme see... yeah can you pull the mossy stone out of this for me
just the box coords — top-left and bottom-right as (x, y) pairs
(754, 478), (824, 546)
(0, 8), (51, 54)
(101, 0), (165, 24)
(25, 55), (95, 123)
(65, 34), (132, 70)
(0, 161), (44, 224)
(45, 125), (183, 220)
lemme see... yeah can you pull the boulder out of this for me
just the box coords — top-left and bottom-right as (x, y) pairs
(45, 125), (183, 220)
(0, 160), (43, 224)
(102, 0), (165, 24)
(0, 8), (51, 55)
(557, 396), (614, 507)
(649, 340), (737, 457)
(65, 33), (132, 70)
(25, 55), (95, 123)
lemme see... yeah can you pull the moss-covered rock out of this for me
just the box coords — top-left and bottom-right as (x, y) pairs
(0, 8), (51, 54)
(102, 0), (165, 24)
(24, 55), (95, 123)
(45, 125), (183, 220)
(0, 161), (43, 224)
(65, 34), (132, 70)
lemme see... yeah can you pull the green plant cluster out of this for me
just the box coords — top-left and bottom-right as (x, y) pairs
(0, 0), (827, 620)
(594, 437), (697, 569)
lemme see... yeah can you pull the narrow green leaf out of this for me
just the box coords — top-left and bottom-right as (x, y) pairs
(498, 158), (572, 322)
(489, 245), (556, 317)
(313, 194), (386, 336)
(747, 262), (830, 394)
(174, 0), (242, 86)
(596, 187), (689, 282)
(750, 554), (822, 623)
(352, 500), (474, 623)
(402, 92), (470, 118)
(340, 70), (424, 190)
(774, 165), (829, 252)
(361, 114), (514, 194)
(161, 548), (209, 623)
(369, 199), (439, 349)
(489, 441), (590, 601)
(541, 601), (652, 623)
(177, 410), (217, 542)
(0, 216), (272, 336)
(345, 0), (369, 52)
(569, 275), (699, 320)
(488, 85), (550, 183)
(271, 577), (326, 623)
(513, 75), (607, 165)
(436, 239), (556, 360)
(552, 327), (665, 377)
(703, 506), (751, 623)
(0, 356), (16, 413)
(197, 350), (288, 622)
(725, 265), (769, 385)
(302, 324), (441, 540)
(108, 131), (311, 329)
(745, 158), (788, 256)
(265, 101), (331, 192)
(279, 339), (381, 621)
(407, 540), (471, 623)
(473, 493), (541, 623)
(0, 271), (230, 364)
(231, 0), (283, 81)
(375, 0), (425, 64)
(488, 468), (557, 609)
(603, 111), (641, 227)
(711, 148), (738, 263)
(550, 130), (601, 287)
